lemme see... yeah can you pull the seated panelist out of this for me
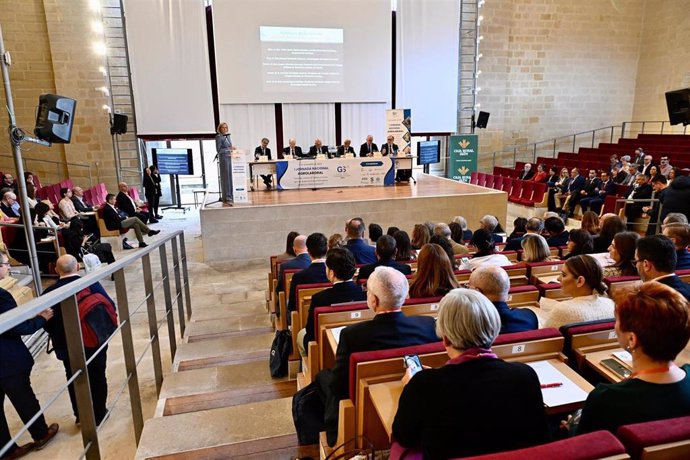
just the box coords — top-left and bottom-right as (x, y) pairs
(359, 135), (379, 157)
(282, 138), (303, 159)
(253, 138), (273, 188)
(380, 135), (399, 156)
(336, 139), (355, 157)
(308, 138), (329, 157)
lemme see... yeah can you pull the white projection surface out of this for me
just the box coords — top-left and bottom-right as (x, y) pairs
(213, 0), (391, 104)
(124, 0), (215, 135)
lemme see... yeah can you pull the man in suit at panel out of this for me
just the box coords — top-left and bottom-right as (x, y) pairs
(253, 137), (273, 189)
(297, 247), (366, 356)
(275, 235), (310, 309)
(469, 265), (537, 334)
(282, 138), (303, 159)
(380, 135), (398, 156)
(336, 139), (355, 158)
(344, 217), (377, 264)
(624, 173), (653, 227)
(636, 235), (690, 301)
(357, 235), (412, 281)
(103, 193), (159, 249)
(116, 182), (150, 223)
(308, 138), (329, 157)
(315, 266), (438, 446)
(359, 135), (378, 157)
(287, 233), (329, 313)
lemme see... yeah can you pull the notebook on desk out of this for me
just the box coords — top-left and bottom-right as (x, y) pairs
(527, 360), (589, 407)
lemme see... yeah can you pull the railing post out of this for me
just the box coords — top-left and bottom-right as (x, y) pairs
(159, 244), (177, 359)
(553, 139), (556, 158)
(591, 130), (595, 148)
(661, 121), (665, 134)
(533, 143), (537, 163)
(113, 267), (144, 443)
(178, 234), (193, 320)
(141, 253), (163, 395)
(610, 126), (614, 143)
(642, 121), (646, 134)
(170, 236), (186, 337)
(61, 294), (101, 459)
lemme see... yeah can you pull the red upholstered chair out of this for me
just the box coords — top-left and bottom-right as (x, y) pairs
(617, 415), (690, 460)
(470, 171), (479, 185)
(502, 177), (513, 194)
(559, 319), (616, 369)
(516, 181), (534, 205)
(477, 172), (487, 187)
(604, 275), (641, 297)
(32, 175), (42, 190)
(527, 182), (548, 208)
(508, 180), (523, 203)
(493, 175), (503, 190)
(484, 174), (495, 189)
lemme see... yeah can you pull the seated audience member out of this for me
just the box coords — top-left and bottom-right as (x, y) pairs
(434, 223), (469, 255)
(62, 217), (115, 265)
(576, 282), (690, 434)
(409, 243), (459, 298)
(567, 169), (601, 217)
(639, 154), (655, 176)
(562, 229), (594, 260)
(580, 211), (600, 236)
(505, 217), (543, 251)
(34, 201), (64, 234)
(393, 231), (415, 262)
(551, 167), (572, 211)
(276, 231), (299, 262)
(357, 235), (412, 280)
(668, 167), (682, 184)
(316, 266), (438, 446)
(517, 163), (535, 180)
(288, 233), (329, 312)
(622, 164), (638, 186)
(461, 229), (512, 271)
(560, 168), (585, 216)
(479, 215), (503, 243)
(336, 139), (355, 157)
(609, 154), (621, 172)
(1, 173), (14, 191)
(624, 174), (652, 227)
(308, 138), (328, 157)
(612, 165), (628, 184)
(544, 216), (570, 247)
(531, 163), (548, 182)
(359, 135), (378, 157)
(103, 193), (159, 249)
(452, 215), (473, 241)
(521, 234), (554, 263)
(25, 183), (38, 209)
(116, 182), (151, 223)
(429, 235), (457, 270)
(58, 187), (79, 221)
(328, 233), (344, 250)
(643, 175), (668, 236)
(386, 226), (399, 237)
(663, 224), (690, 270)
(368, 223), (383, 244)
(71, 186), (98, 213)
(411, 224), (430, 250)
(275, 234), (309, 299)
(0, 191), (19, 218)
(423, 220), (436, 236)
(581, 170), (616, 215)
(10, 211), (56, 272)
(506, 217), (528, 242)
(448, 222), (465, 246)
(392, 288), (548, 459)
(545, 165), (559, 186)
(636, 235), (690, 301)
(298, 248), (366, 356)
(659, 156), (673, 177)
(663, 212), (688, 226)
(592, 214), (625, 253)
(344, 218), (376, 264)
(469, 265), (538, 333)
(541, 255), (614, 329)
(647, 165), (662, 183)
(602, 231), (640, 278)
(282, 138), (303, 158)
(659, 172), (690, 225)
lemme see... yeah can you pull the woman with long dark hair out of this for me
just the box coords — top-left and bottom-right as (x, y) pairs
(408, 244), (459, 298)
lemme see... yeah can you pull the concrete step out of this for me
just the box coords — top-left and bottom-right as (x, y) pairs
(173, 332), (275, 372)
(157, 360), (295, 416)
(190, 304), (267, 322)
(184, 314), (273, 343)
(136, 398), (309, 459)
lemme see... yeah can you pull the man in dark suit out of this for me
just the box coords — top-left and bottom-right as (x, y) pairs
(308, 138), (329, 157)
(298, 247), (366, 355)
(103, 193), (159, 249)
(568, 169), (601, 217)
(624, 174), (653, 227)
(335, 139), (355, 158)
(42, 255), (113, 426)
(70, 186), (96, 213)
(316, 266), (438, 446)
(344, 217), (376, 264)
(380, 135), (399, 156)
(638, 154), (655, 176)
(288, 233), (329, 313)
(275, 235), (310, 308)
(560, 168), (585, 215)
(357, 235), (412, 281)
(504, 218), (543, 251)
(659, 175), (690, 225)
(636, 235), (690, 301)
(0, 191), (19, 218)
(282, 138), (303, 159)
(116, 182), (150, 223)
(253, 137), (273, 188)
(544, 216), (570, 247)
(580, 170), (616, 215)
(643, 175), (668, 235)
(662, 224), (690, 270)
(359, 135), (378, 157)
(517, 163), (535, 181)
(469, 265), (537, 334)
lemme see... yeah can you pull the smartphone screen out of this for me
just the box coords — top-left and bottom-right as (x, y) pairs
(403, 355), (423, 376)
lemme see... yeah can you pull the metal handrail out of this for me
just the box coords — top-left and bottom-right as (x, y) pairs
(0, 153), (93, 186)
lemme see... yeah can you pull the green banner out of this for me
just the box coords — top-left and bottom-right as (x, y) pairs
(447, 134), (478, 183)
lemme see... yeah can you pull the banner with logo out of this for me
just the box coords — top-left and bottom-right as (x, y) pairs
(447, 134), (478, 183)
(275, 157), (394, 190)
(385, 109), (412, 155)
(231, 150), (249, 202)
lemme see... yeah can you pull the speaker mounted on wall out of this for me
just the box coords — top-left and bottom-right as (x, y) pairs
(476, 111), (490, 129)
(34, 94), (77, 144)
(111, 113), (128, 135)
(665, 88), (690, 126)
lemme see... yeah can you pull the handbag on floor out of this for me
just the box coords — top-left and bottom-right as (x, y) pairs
(269, 329), (292, 378)
(292, 380), (325, 445)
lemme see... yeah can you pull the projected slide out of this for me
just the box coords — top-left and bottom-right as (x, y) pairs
(260, 26), (344, 92)
(153, 148), (193, 175)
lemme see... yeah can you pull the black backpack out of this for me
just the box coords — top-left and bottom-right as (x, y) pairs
(269, 329), (292, 378)
(292, 380), (325, 445)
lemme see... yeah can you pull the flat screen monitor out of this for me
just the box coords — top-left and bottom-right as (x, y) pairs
(665, 88), (690, 126)
(152, 148), (194, 175)
(417, 140), (441, 166)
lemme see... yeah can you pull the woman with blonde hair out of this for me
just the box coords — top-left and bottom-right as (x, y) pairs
(521, 234), (552, 263)
(411, 224), (430, 250)
(408, 244), (459, 298)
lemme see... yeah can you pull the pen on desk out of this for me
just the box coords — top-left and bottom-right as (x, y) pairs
(540, 382), (563, 388)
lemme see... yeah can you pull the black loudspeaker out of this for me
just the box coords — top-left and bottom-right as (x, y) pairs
(111, 113), (128, 135)
(665, 88), (690, 126)
(34, 94), (77, 144)
(476, 111), (490, 129)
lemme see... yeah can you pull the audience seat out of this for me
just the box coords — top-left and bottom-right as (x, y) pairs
(470, 171), (479, 185)
(484, 174), (495, 189)
(493, 175), (503, 190)
(617, 415), (690, 460)
(516, 181), (534, 205)
(502, 177), (513, 194)
(477, 172), (487, 187)
(508, 180), (523, 203)
(559, 319), (616, 370)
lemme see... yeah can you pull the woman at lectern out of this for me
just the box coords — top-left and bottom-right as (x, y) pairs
(215, 122), (234, 201)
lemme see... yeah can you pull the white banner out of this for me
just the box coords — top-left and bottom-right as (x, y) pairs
(276, 157), (394, 190)
(385, 109), (412, 155)
(231, 150), (249, 203)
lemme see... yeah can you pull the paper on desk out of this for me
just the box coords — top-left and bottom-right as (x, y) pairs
(527, 360), (589, 407)
(331, 326), (346, 345)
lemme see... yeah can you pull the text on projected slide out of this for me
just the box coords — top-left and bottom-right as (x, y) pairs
(260, 26), (344, 92)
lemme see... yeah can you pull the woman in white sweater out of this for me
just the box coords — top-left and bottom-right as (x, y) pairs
(542, 255), (614, 328)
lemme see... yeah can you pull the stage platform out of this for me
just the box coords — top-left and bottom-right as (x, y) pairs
(200, 173), (507, 265)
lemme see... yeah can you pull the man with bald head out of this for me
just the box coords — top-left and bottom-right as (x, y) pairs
(42, 255), (114, 426)
(469, 265), (537, 334)
(116, 181), (151, 223)
(315, 266), (438, 446)
(275, 234), (310, 299)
